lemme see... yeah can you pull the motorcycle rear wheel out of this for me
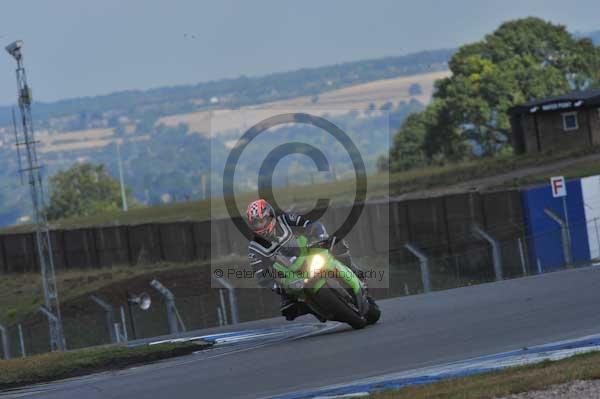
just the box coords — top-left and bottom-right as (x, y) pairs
(365, 296), (381, 325)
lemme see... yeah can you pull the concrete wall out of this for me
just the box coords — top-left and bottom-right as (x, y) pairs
(0, 190), (526, 274)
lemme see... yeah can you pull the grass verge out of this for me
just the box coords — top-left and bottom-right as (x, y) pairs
(0, 261), (204, 325)
(371, 350), (600, 399)
(0, 341), (212, 390)
(0, 257), (246, 326)
(502, 155), (600, 189)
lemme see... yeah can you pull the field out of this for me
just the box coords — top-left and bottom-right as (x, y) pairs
(35, 127), (152, 154)
(156, 70), (449, 136)
(262, 70), (448, 108)
(2, 69), (448, 158)
(5, 70), (449, 156)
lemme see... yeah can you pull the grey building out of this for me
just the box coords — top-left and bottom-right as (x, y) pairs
(509, 89), (600, 154)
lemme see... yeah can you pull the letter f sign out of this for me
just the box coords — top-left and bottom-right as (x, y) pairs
(550, 176), (567, 198)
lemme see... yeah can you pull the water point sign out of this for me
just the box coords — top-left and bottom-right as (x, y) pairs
(550, 176), (567, 198)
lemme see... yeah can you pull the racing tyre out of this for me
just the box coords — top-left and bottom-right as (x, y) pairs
(314, 282), (367, 329)
(365, 296), (381, 325)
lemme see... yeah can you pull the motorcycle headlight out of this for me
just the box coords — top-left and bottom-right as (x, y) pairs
(309, 254), (325, 278)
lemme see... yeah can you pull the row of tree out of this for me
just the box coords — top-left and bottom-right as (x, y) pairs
(45, 163), (133, 220)
(387, 18), (600, 172)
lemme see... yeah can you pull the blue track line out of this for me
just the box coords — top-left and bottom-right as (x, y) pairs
(272, 334), (600, 398)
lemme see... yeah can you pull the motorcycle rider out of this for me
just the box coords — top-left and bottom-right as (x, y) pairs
(246, 199), (364, 321)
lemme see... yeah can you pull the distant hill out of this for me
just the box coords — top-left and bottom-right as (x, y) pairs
(0, 49), (453, 130)
(0, 49), (454, 226)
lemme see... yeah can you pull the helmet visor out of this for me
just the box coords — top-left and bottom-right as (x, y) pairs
(250, 212), (274, 233)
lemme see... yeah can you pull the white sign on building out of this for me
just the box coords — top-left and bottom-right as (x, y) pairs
(550, 176), (567, 198)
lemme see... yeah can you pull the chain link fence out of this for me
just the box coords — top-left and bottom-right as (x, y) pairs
(381, 217), (600, 298)
(2, 217), (599, 359)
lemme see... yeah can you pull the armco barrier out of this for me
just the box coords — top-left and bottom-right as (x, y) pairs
(0, 189), (527, 274)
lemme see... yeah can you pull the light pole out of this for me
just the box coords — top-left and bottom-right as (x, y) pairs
(6, 40), (65, 351)
(116, 142), (128, 211)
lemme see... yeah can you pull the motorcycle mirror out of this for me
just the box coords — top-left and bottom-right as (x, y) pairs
(128, 292), (152, 311)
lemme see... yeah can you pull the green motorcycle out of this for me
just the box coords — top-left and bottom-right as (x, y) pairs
(271, 235), (380, 329)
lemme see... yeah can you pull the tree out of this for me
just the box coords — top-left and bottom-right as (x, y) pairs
(421, 100), (469, 161)
(46, 163), (133, 220)
(389, 102), (468, 171)
(419, 18), (600, 158)
(389, 112), (428, 171)
(445, 18), (599, 154)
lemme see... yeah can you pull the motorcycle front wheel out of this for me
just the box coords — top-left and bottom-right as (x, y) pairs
(313, 281), (367, 329)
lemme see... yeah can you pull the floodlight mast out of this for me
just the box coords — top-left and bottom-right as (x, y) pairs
(6, 40), (65, 351)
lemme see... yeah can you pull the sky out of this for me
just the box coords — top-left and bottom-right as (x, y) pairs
(0, 0), (598, 106)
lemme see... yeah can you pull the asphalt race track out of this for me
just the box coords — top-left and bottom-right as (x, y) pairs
(4, 266), (600, 399)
